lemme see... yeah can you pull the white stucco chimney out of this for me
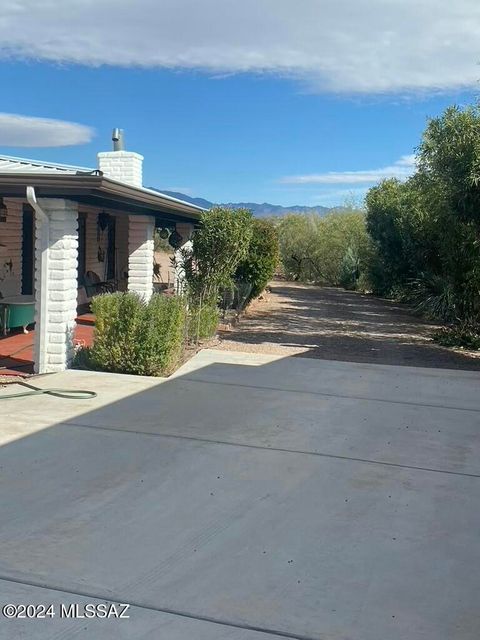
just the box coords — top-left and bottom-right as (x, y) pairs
(97, 129), (143, 188)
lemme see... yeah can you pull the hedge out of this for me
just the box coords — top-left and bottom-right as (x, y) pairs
(75, 292), (186, 376)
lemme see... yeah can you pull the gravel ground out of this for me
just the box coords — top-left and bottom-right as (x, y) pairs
(217, 282), (480, 370)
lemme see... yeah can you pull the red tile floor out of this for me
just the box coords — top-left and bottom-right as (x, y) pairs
(0, 315), (94, 376)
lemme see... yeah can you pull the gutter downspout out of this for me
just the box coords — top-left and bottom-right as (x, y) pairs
(26, 186), (49, 374)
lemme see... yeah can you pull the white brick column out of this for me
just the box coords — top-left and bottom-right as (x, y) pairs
(127, 215), (154, 301)
(34, 199), (78, 374)
(173, 223), (195, 295)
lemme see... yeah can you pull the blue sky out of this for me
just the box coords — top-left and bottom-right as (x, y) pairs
(0, 1), (479, 207)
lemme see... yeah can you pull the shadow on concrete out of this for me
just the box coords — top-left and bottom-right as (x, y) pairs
(0, 350), (480, 639)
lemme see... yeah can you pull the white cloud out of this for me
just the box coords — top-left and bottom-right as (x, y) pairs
(311, 187), (370, 204)
(281, 155), (416, 185)
(0, 113), (94, 147)
(0, 1), (479, 93)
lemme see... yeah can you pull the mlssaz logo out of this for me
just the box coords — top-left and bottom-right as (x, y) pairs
(60, 603), (130, 619)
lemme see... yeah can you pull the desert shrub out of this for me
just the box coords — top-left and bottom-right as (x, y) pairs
(235, 219), (279, 301)
(277, 210), (372, 288)
(406, 273), (459, 322)
(432, 324), (480, 350)
(179, 206), (254, 330)
(187, 301), (220, 341)
(75, 292), (186, 376)
(365, 102), (480, 330)
(339, 245), (361, 290)
(183, 206), (253, 301)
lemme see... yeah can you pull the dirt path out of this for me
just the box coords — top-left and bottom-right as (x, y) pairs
(217, 282), (480, 370)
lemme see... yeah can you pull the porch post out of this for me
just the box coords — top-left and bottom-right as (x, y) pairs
(127, 215), (154, 301)
(33, 199), (78, 374)
(173, 222), (195, 295)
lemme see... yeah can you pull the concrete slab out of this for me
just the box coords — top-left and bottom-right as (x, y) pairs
(175, 349), (480, 411)
(0, 423), (479, 639)
(0, 349), (479, 639)
(0, 580), (284, 639)
(3, 356), (480, 475)
(62, 376), (480, 475)
(0, 370), (165, 444)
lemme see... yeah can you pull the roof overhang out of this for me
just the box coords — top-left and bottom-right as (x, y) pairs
(0, 173), (204, 224)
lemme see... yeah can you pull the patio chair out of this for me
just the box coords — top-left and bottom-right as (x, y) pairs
(82, 271), (116, 298)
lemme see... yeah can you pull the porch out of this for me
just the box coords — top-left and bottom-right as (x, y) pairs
(0, 315), (94, 376)
(0, 178), (200, 374)
(0, 137), (203, 374)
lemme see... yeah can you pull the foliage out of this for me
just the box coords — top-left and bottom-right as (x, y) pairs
(365, 102), (480, 329)
(364, 177), (438, 295)
(407, 273), (460, 322)
(187, 301), (220, 341)
(276, 210), (372, 288)
(219, 280), (253, 314)
(432, 324), (480, 350)
(235, 218), (279, 301)
(182, 206), (253, 302)
(339, 245), (361, 290)
(75, 292), (186, 376)
(417, 104), (480, 229)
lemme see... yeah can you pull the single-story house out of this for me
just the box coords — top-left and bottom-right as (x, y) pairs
(0, 129), (204, 374)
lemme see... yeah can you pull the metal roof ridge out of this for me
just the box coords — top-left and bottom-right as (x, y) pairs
(101, 176), (206, 211)
(0, 153), (93, 172)
(0, 155), (206, 212)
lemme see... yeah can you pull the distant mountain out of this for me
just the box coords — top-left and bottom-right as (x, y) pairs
(157, 190), (331, 217)
(159, 191), (214, 210)
(221, 201), (331, 217)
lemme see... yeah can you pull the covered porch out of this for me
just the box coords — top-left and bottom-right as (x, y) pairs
(0, 316), (94, 376)
(0, 171), (201, 374)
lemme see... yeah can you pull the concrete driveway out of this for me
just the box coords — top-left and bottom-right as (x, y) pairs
(0, 349), (479, 639)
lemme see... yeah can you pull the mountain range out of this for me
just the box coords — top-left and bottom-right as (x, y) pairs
(159, 190), (331, 217)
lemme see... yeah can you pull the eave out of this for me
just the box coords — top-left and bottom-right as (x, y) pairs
(0, 173), (204, 224)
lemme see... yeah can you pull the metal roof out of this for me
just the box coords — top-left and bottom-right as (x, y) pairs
(0, 154), (92, 174)
(0, 155), (205, 221)
(0, 172), (203, 223)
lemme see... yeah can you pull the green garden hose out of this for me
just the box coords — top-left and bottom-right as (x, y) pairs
(0, 379), (97, 400)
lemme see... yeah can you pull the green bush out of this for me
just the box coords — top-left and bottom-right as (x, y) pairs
(365, 102), (480, 328)
(432, 324), (480, 350)
(187, 300), (220, 341)
(183, 206), (253, 301)
(235, 219), (279, 302)
(75, 292), (186, 376)
(339, 245), (361, 290)
(277, 210), (372, 288)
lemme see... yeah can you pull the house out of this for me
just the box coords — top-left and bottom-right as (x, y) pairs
(0, 129), (204, 374)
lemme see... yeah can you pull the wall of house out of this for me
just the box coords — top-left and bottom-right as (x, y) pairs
(0, 199), (23, 298)
(81, 208), (129, 291)
(115, 214), (129, 287)
(83, 209), (108, 281)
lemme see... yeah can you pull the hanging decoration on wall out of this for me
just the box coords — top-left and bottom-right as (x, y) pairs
(168, 230), (183, 249)
(97, 211), (110, 232)
(96, 211), (111, 261)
